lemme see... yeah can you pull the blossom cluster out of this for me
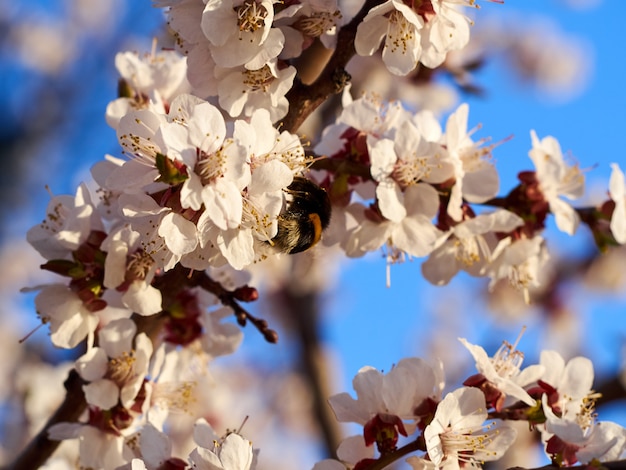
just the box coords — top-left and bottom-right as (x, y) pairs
(313, 92), (626, 298)
(314, 336), (626, 469)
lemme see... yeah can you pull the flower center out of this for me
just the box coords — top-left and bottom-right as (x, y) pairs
(294, 10), (342, 37)
(195, 145), (229, 185)
(392, 151), (444, 187)
(236, 0), (268, 33)
(107, 351), (137, 386)
(386, 10), (415, 55)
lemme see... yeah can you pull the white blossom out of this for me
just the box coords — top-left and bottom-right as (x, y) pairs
(609, 162), (626, 244)
(528, 130), (585, 235)
(424, 387), (517, 470)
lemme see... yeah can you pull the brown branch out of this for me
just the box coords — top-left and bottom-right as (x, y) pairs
(286, 287), (342, 458)
(5, 370), (87, 470)
(192, 270), (279, 343)
(280, 0), (381, 133)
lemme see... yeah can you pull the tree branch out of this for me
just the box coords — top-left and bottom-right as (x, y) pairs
(280, 0), (380, 133)
(5, 370), (86, 470)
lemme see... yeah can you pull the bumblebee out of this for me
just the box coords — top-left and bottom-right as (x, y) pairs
(271, 176), (331, 254)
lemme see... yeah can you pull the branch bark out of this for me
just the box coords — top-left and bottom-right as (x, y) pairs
(280, 0), (380, 133)
(5, 370), (86, 470)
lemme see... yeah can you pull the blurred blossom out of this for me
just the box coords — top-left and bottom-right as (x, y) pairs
(584, 246), (626, 293)
(559, 0), (603, 9)
(11, 20), (78, 74)
(450, 15), (593, 102)
(346, 55), (460, 115)
(7, 0), (124, 75)
(510, 20), (592, 101)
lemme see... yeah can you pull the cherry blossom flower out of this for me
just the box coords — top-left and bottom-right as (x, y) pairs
(484, 235), (549, 304)
(100, 225), (163, 317)
(528, 130), (585, 235)
(188, 419), (256, 470)
(105, 48), (190, 129)
(422, 210), (523, 286)
(355, 0), (481, 75)
(369, 117), (452, 223)
(424, 387), (517, 470)
(541, 395), (626, 465)
(355, 0), (424, 76)
(48, 421), (129, 469)
(442, 103), (499, 221)
(328, 357), (443, 449)
(214, 61), (296, 121)
(346, 183), (443, 261)
(459, 334), (544, 410)
(533, 350), (594, 418)
(34, 284), (101, 349)
(274, 0), (343, 55)
(75, 318), (153, 410)
(609, 162), (626, 244)
(120, 423), (187, 470)
(201, 0), (284, 70)
(418, 1), (475, 69)
(27, 183), (103, 261)
(311, 435), (374, 469)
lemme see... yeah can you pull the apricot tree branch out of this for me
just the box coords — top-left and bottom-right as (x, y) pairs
(280, 0), (380, 133)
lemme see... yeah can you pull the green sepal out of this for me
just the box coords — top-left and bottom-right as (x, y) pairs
(156, 152), (189, 185)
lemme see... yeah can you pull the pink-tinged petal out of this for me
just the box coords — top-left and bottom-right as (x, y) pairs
(355, 14), (389, 56)
(404, 183), (440, 219)
(131, 459), (148, 470)
(158, 212), (198, 255)
(561, 356), (593, 398)
(352, 367), (385, 411)
(463, 164), (499, 203)
(99, 318), (136, 358)
(458, 339), (494, 377)
(202, 181), (243, 230)
(328, 393), (370, 425)
(577, 421), (626, 463)
(448, 387), (487, 430)
(445, 104), (469, 150)
(248, 160), (293, 194)
(336, 435), (374, 463)
(540, 350), (566, 387)
(393, 216), (439, 257)
(377, 180), (406, 222)
(181, 173), (205, 211)
(189, 446), (225, 470)
(201, 0), (237, 46)
(312, 459), (347, 470)
(421, 241), (459, 285)
(140, 424), (172, 468)
(550, 197), (580, 235)
(382, 28), (420, 76)
(350, 221), (391, 253)
(220, 434), (253, 470)
(193, 419), (220, 449)
(187, 101), (226, 153)
(609, 163), (626, 243)
(76, 347), (108, 382)
(217, 229), (254, 270)
(48, 422), (83, 440)
(83, 379), (119, 409)
(369, 138), (397, 181)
